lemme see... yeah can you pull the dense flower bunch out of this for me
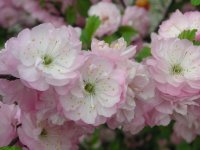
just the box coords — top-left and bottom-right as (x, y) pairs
(1, 0), (200, 149)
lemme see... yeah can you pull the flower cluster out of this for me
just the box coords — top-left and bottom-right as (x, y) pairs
(0, 22), (144, 149)
(1, 0), (200, 149)
(147, 10), (200, 142)
(0, 18), (157, 148)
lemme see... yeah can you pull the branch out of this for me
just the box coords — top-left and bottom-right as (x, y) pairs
(119, 0), (126, 8)
(8, 137), (19, 146)
(0, 74), (19, 81)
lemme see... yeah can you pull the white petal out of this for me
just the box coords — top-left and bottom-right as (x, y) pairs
(18, 65), (40, 82)
(59, 94), (82, 111)
(96, 103), (116, 117)
(96, 93), (120, 108)
(31, 23), (54, 53)
(82, 57), (113, 82)
(96, 78), (120, 96)
(28, 79), (49, 91)
(79, 100), (97, 124)
(45, 77), (70, 86)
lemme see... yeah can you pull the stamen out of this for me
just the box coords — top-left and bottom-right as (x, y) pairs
(40, 128), (48, 138)
(43, 55), (53, 65)
(84, 83), (95, 94)
(171, 64), (183, 75)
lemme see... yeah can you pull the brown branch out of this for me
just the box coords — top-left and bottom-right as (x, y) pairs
(8, 137), (19, 146)
(119, 0), (126, 8)
(0, 74), (19, 81)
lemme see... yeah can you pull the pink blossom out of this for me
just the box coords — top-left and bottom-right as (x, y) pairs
(18, 113), (87, 150)
(0, 0), (35, 28)
(155, 90), (200, 116)
(146, 35), (200, 97)
(21, 0), (65, 27)
(88, 1), (121, 37)
(0, 0), (22, 27)
(173, 103), (200, 142)
(122, 104), (146, 135)
(115, 87), (136, 123)
(159, 10), (200, 38)
(35, 88), (66, 125)
(111, 62), (154, 125)
(0, 46), (19, 75)
(107, 62), (156, 132)
(0, 102), (20, 146)
(0, 80), (37, 112)
(0, 79), (66, 125)
(122, 6), (150, 36)
(145, 108), (171, 127)
(121, 97), (171, 135)
(173, 121), (198, 143)
(4, 23), (83, 91)
(59, 55), (126, 125)
(0, 7), (19, 27)
(91, 38), (136, 61)
(128, 63), (155, 101)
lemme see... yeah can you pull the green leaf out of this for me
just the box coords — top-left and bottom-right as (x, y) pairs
(80, 16), (101, 49)
(108, 138), (121, 150)
(64, 6), (76, 25)
(0, 28), (7, 48)
(191, 0), (200, 6)
(135, 47), (151, 62)
(192, 137), (200, 150)
(118, 26), (137, 45)
(158, 126), (172, 140)
(0, 146), (22, 150)
(193, 40), (200, 46)
(39, 0), (45, 8)
(103, 34), (119, 44)
(178, 29), (197, 41)
(176, 141), (191, 150)
(178, 29), (200, 46)
(103, 26), (137, 45)
(77, 0), (91, 17)
(107, 129), (129, 150)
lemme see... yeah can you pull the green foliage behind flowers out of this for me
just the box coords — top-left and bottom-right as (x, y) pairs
(80, 16), (101, 49)
(191, 0), (200, 6)
(64, 0), (91, 25)
(135, 47), (152, 62)
(0, 147), (21, 150)
(77, 0), (91, 17)
(64, 6), (77, 25)
(0, 27), (17, 49)
(103, 26), (138, 45)
(80, 124), (200, 150)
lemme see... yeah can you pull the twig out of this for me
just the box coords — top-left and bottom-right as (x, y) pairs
(119, 0), (126, 8)
(8, 137), (19, 146)
(0, 74), (19, 81)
